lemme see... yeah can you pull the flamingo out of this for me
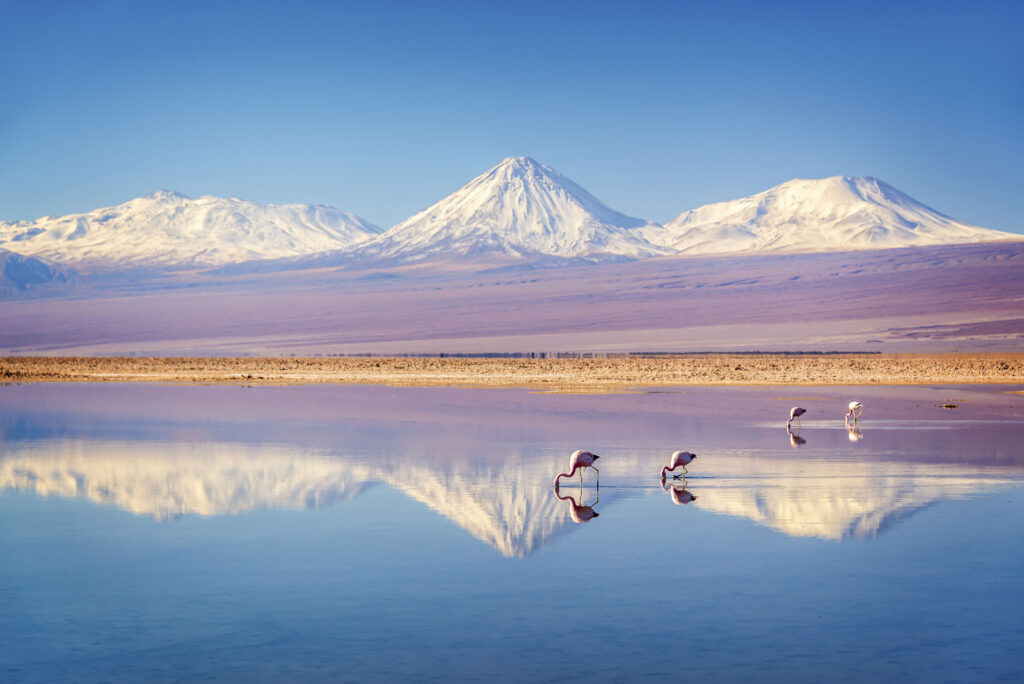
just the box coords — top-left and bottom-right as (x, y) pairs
(787, 406), (806, 429)
(846, 401), (863, 422)
(660, 450), (697, 481)
(555, 489), (600, 523)
(553, 449), (600, 489)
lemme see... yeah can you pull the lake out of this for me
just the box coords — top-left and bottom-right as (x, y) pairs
(2, 382), (1023, 682)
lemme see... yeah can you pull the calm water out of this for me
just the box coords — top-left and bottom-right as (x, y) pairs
(2, 383), (1023, 683)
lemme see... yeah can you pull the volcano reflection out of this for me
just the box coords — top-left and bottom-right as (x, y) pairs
(3, 434), (1023, 556)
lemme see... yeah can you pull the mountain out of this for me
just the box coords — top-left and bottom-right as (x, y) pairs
(646, 176), (1019, 255)
(0, 249), (74, 292)
(3, 170), (1018, 275)
(0, 190), (382, 270)
(351, 156), (668, 265)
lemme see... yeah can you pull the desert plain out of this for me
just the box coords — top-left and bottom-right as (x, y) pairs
(3, 353), (1023, 389)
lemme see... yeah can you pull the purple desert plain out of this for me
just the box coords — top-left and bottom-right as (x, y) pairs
(1, 242), (1021, 355)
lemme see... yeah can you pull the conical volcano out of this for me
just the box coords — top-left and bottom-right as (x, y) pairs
(356, 156), (667, 265)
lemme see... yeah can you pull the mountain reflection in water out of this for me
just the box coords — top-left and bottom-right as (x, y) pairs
(3, 437), (1022, 556)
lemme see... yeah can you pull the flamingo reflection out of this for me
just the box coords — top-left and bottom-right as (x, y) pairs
(787, 427), (806, 447)
(554, 487), (600, 523)
(847, 423), (863, 442)
(662, 482), (698, 506)
(553, 449), (600, 490)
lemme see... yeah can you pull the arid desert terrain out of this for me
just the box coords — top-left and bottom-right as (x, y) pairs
(4, 353), (1023, 389)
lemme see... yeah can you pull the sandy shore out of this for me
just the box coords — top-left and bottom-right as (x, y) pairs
(2, 354), (1023, 389)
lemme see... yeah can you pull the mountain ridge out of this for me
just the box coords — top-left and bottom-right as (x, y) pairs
(646, 175), (1015, 255)
(0, 192), (383, 270)
(1, 162), (1019, 274)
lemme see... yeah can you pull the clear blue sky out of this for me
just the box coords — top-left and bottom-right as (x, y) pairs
(2, 0), (1022, 232)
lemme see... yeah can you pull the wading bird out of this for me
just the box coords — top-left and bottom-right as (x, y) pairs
(553, 449), (600, 489)
(846, 401), (863, 422)
(660, 451), (697, 481)
(787, 407), (806, 429)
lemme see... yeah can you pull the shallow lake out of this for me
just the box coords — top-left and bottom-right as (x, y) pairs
(2, 383), (1023, 682)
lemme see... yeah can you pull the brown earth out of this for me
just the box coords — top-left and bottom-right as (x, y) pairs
(3, 354), (1024, 389)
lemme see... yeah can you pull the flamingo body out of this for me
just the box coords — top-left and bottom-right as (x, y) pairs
(787, 406), (806, 428)
(553, 449), (600, 488)
(660, 450), (697, 480)
(846, 401), (863, 421)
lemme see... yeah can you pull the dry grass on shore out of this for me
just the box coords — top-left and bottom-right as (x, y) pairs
(2, 354), (1024, 389)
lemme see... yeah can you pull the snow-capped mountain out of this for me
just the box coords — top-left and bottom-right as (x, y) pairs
(647, 176), (1018, 255)
(0, 190), (382, 269)
(2, 169), (1017, 275)
(353, 156), (667, 264)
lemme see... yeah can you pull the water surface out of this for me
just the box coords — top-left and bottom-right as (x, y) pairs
(2, 383), (1023, 682)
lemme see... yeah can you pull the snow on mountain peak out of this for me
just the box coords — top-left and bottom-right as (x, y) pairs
(0, 193), (382, 270)
(356, 157), (666, 264)
(143, 189), (191, 202)
(645, 175), (1017, 255)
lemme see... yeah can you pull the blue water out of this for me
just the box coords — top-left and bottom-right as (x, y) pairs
(2, 383), (1023, 682)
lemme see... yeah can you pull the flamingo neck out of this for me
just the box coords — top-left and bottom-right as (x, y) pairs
(553, 465), (579, 486)
(661, 465), (672, 479)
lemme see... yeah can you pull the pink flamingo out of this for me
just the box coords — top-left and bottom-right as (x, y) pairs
(846, 401), (863, 422)
(555, 489), (600, 523)
(787, 406), (806, 429)
(660, 450), (697, 481)
(553, 449), (600, 489)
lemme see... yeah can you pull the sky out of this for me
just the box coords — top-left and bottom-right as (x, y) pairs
(1, 0), (1022, 233)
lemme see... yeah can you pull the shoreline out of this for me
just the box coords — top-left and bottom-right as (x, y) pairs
(3, 354), (1024, 389)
